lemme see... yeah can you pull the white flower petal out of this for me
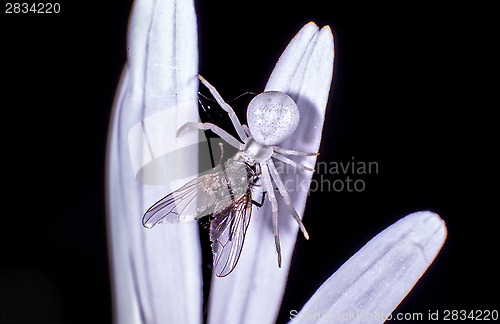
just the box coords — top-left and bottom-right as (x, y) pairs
(208, 22), (334, 324)
(290, 211), (447, 324)
(106, 0), (202, 323)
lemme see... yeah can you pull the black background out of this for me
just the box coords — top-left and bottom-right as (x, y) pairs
(1, 1), (497, 323)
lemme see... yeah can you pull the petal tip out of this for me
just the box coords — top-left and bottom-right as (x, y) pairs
(319, 24), (333, 34)
(304, 21), (320, 30)
(406, 210), (448, 262)
(412, 211), (447, 236)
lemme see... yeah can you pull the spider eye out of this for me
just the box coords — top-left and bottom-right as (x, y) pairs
(246, 91), (300, 146)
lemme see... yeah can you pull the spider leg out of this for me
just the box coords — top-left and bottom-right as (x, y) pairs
(177, 122), (244, 150)
(272, 146), (318, 156)
(268, 159), (309, 240)
(272, 152), (315, 172)
(198, 75), (248, 143)
(217, 142), (224, 165)
(261, 163), (281, 267)
(242, 124), (251, 137)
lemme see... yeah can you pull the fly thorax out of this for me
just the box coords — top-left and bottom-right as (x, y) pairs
(243, 138), (273, 163)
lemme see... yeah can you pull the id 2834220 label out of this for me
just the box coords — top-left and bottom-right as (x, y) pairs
(5, 3), (61, 14)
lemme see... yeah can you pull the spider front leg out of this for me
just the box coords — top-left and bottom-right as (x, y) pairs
(198, 75), (248, 143)
(177, 122), (244, 150)
(272, 146), (319, 156)
(272, 152), (315, 172)
(242, 124), (251, 138)
(267, 159), (310, 240)
(261, 163), (282, 267)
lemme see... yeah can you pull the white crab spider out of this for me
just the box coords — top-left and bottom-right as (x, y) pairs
(177, 74), (315, 267)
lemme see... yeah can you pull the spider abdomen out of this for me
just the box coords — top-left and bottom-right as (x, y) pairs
(246, 91), (299, 146)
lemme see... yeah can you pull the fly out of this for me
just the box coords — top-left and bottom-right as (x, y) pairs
(143, 148), (262, 277)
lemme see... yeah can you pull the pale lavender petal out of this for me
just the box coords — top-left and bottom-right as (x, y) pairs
(106, 0), (202, 323)
(290, 211), (447, 323)
(208, 22), (334, 324)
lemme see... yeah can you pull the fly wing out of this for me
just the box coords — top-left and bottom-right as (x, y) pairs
(144, 153), (255, 228)
(210, 191), (253, 277)
(143, 164), (229, 227)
